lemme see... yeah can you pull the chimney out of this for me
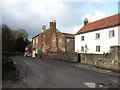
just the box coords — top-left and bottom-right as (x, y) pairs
(42, 25), (46, 32)
(84, 18), (89, 26)
(50, 20), (56, 29)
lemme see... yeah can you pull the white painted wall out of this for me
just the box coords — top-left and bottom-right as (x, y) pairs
(118, 26), (120, 46)
(75, 26), (119, 54)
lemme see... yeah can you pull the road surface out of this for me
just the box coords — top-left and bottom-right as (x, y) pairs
(3, 56), (119, 88)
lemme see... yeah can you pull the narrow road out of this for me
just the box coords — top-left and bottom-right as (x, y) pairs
(4, 56), (119, 88)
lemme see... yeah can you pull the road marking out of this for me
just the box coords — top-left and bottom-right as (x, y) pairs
(84, 83), (105, 88)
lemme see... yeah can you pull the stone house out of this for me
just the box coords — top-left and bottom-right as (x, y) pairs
(32, 20), (75, 57)
(75, 13), (120, 54)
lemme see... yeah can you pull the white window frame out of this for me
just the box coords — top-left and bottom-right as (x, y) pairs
(81, 46), (84, 52)
(96, 33), (100, 40)
(36, 38), (38, 43)
(59, 38), (62, 42)
(109, 30), (115, 38)
(81, 36), (84, 41)
(96, 46), (100, 52)
(33, 40), (35, 44)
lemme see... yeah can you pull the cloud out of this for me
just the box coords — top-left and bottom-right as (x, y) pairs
(2, 0), (68, 39)
(83, 10), (107, 22)
(2, 1), (117, 40)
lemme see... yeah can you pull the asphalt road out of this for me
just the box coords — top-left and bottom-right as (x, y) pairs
(5, 56), (119, 88)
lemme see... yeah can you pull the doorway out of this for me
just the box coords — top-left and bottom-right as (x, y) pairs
(78, 53), (81, 62)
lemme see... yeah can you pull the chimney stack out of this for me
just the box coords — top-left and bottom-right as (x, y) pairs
(42, 25), (46, 32)
(84, 18), (89, 26)
(50, 20), (56, 29)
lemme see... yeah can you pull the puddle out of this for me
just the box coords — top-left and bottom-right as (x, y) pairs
(85, 83), (105, 88)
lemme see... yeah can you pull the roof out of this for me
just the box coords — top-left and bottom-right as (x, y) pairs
(32, 34), (39, 39)
(76, 13), (120, 35)
(62, 33), (75, 38)
(26, 42), (32, 47)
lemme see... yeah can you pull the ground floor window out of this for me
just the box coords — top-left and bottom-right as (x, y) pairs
(81, 46), (84, 52)
(96, 46), (100, 52)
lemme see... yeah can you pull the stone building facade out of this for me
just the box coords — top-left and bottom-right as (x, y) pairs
(32, 20), (74, 57)
(63, 33), (75, 52)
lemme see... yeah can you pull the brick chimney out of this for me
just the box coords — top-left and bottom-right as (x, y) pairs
(50, 20), (56, 29)
(84, 18), (89, 26)
(42, 25), (46, 32)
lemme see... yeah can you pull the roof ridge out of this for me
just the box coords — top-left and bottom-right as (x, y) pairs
(76, 13), (120, 34)
(87, 13), (120, 25)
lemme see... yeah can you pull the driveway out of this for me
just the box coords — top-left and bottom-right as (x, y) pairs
(3, 55), (119, 88)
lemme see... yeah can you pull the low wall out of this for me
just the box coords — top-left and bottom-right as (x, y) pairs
(50, 52), (78, 62)
(50, 46), (120, 71)
(81, 46), (120, 71)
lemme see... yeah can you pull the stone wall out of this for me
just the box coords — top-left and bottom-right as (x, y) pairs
(50, 52), (78, 62)
(50, 46), (120, 71)
(66, 38), (75, 52)
(80, 46), (120, 71)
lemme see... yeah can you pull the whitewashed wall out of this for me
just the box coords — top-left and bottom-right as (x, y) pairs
(118, 26), (120, 45)
(75, 26), (119, 54)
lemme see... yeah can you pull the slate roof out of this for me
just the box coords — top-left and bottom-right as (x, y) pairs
(76, 13), (120, 35)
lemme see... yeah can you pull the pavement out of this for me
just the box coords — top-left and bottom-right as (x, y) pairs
(48, 58), (120, 77)
(74, 63), (120, 77)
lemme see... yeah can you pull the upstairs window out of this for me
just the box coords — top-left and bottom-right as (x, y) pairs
(109, 30), (115, 38)
(96, 46), (100, 52)
(96, 33), (100, 39)
(36, 38), (38, 43)
(33, 40), (35, 44)
(81, 36), (84, 41)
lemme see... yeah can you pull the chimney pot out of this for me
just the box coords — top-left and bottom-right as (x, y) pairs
(84, 18), (89, 26)
(50, 20), (56, 29)
(42, 25), (46, 32)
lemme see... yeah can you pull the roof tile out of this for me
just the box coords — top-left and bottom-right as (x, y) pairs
(76, 13), (120, 34)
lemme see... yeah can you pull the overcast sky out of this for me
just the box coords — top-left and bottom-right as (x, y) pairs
(2, 0), (119, 40)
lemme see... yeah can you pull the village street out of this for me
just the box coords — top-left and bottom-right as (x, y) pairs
(3, 55), (119, 88)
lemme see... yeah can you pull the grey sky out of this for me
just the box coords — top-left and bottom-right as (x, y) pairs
(2, 0), (119, 40)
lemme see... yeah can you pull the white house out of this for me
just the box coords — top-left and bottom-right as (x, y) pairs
(75, 14), (120, 54)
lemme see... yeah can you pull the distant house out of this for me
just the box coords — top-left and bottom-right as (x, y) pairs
(32, 20), (75, 57)
(24, 43), (32, 56)
(75, 14), (120, 54)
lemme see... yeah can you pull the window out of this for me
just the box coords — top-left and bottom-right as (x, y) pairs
(33, 40), (35, 44)
(36, 38), (38, 43)
(59, 38), (62, 42)
(109, 30), (115, 37)
(81, 46), (84, 52)
(81, 36), (84, 41)
(96, 46), (100, 52)
(53, 38), (56, 41)
(96, 33), (100, 39)
(67, 39), (70, 42)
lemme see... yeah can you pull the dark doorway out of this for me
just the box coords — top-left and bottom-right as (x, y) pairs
(78, 53), (81, 62)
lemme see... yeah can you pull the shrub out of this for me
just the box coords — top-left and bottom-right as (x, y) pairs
(37, 48), (43, 57)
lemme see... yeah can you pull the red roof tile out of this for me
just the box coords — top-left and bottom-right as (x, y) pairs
(63, 33), (75, 38)
(76, 13), (120, 34)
